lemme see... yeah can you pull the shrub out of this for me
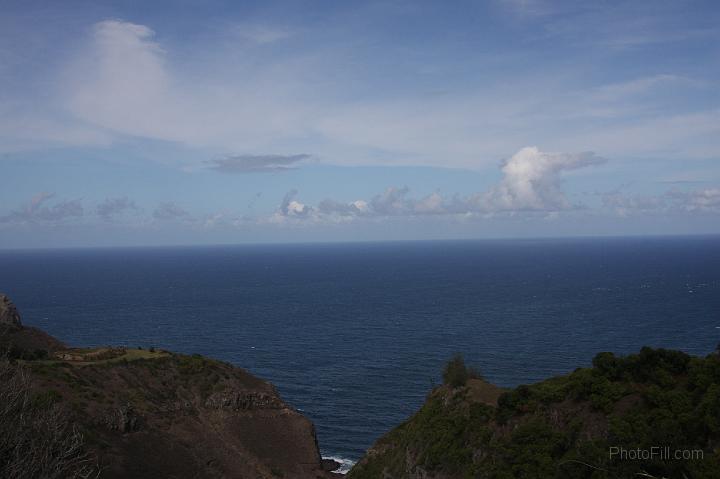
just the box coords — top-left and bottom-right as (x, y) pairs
(0, 358), (98, 478)
(442, 354), (481, 388)
(177, 353), (208, 375)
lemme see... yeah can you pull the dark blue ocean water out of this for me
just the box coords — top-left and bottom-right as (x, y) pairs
(1, 237), (719, 469)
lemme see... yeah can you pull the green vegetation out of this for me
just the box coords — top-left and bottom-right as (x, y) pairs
(442, 354), (482, 388)
(349, 348), (720, 479)
(7, 345), (49, 360)
(21, 347), (169, 368)
(177, 353), (212, 375)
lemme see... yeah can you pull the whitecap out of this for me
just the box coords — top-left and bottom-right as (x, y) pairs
(322, 456), (357, 475)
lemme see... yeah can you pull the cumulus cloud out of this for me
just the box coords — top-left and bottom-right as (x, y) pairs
(0, 193), (83, 224)
(279, 189), (311, 217)
(269, 147), (606, 222)
(153, 202), (190, 221)
(413, 192), (447, 214)
(667, 188), (720, 212)
(317, 199), (369, 216)
(363, 188), (452, 216)
(96, 196), (138, 220)
(478, 147), (606, 211)
(601, 191), (667, 217)
(205, 154), (310, 173)
(367, 147), (606, 216)
(600, 187), (720, 216)
(369, 186), (412, 215)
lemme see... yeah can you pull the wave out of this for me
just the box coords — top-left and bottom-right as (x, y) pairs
(322, 456), (356, 475)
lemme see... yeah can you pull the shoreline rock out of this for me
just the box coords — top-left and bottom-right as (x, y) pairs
(322, 458), (343, 472)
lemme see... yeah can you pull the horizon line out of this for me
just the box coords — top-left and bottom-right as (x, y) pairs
(1, 232), (718, 253)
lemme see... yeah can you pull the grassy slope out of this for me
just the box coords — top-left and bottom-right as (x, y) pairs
(349, 348), (720, 479)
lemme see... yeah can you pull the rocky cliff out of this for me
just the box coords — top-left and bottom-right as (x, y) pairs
(0, 293), (22, 328)
(0, 293), (339, 479)
(0, 293), (66, 355)
(348, 348), (720, 479)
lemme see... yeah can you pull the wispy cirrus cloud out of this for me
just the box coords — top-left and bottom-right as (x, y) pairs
(205, 154), (310, 173)
(0, 13), (714, 167)
(58, 20), (315, 153)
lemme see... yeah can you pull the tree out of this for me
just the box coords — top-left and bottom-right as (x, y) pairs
(443, 353), (481, 388)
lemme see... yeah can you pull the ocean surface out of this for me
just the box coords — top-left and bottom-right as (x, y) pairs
(1, 236), (719, 471)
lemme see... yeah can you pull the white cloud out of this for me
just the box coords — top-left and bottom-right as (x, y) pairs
(478, 147), (605, 211)
(279, 189), (312, 217)
(317, 199), (369, 216)
(413, 192), (445, 214)
(269, 147), (606, 222)
(1, 17), (717, 167)
(64, 20), (180, 141)
(601, 187), (720, 216)
(369, 186), (412, 215)
(61, 20), (315, 151)
(669, 188), (720, 212)
(601, 191), (667, 217)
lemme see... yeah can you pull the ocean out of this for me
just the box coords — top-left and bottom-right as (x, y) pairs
(1, 236), (719, 471)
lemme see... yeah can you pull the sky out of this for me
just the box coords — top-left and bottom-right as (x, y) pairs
(1, 0), (719, 248)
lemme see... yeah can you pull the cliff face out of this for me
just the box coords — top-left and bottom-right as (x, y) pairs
(29, 353), (332, 478)
(349, 349), (720, 479)
(0, 294), (337, 479)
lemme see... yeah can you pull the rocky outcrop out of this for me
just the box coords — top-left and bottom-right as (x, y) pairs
(0, 294), (65, 355)
(0, 293), (22, 328)
(204, 390), (285, 410)
(323, 458), (343, 472)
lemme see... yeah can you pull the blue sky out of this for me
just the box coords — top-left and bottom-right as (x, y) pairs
(1, 0), (719, 247)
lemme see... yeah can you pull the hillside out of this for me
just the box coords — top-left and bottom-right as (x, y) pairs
(349, 347), (720, 479)
(0, 294), (340, 478)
